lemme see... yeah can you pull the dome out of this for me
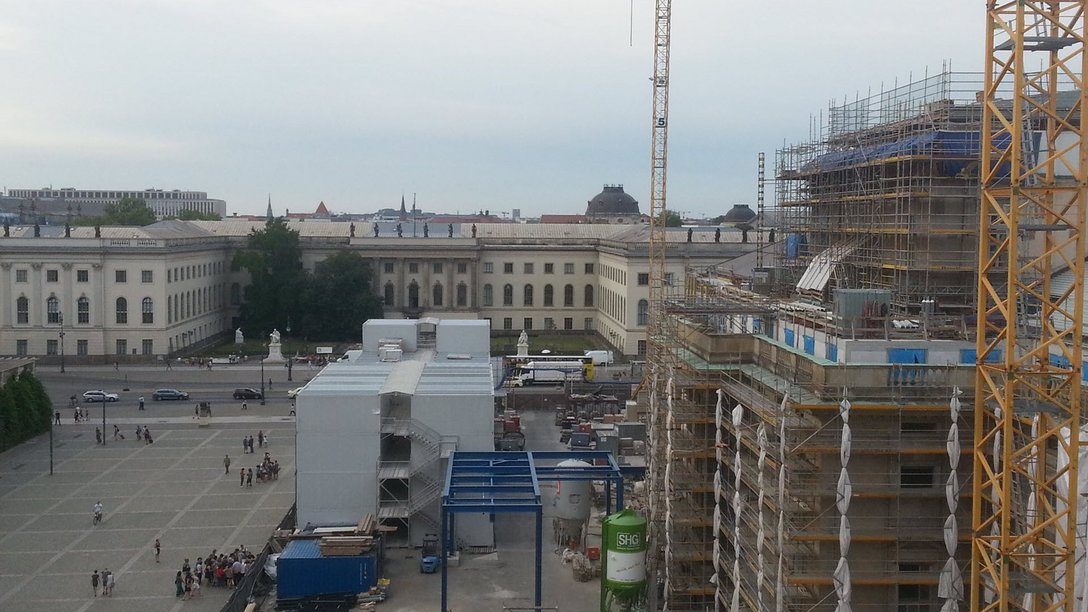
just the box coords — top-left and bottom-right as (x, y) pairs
(721, 204), (757, 224)
(586, 185), (640, 216)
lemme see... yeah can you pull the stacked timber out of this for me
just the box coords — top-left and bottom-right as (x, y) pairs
(355, 513), (375, 536)
(318, 536), (375, 557)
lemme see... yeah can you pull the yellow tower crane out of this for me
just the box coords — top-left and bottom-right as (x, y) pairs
(971, 2), (1088, 610)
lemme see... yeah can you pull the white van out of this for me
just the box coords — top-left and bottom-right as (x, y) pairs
(584, 350), (614, 366)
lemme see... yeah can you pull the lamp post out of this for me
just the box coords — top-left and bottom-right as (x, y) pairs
(286, 320), (293, 382)
(260, 337), (266, 405)
(58, 312), (65, 374)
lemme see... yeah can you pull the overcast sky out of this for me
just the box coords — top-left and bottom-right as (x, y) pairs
(0, 1), (983, 218)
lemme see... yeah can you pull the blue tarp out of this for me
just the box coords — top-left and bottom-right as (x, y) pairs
(798, 130), (1011, 177)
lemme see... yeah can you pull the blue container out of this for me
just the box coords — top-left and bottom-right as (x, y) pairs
(277, 539), (379, 600)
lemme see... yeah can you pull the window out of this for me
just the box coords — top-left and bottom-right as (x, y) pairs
(142, 297), (154, 324)
(116, 297), (128, 324)
(523, 318), (533, 330)
(638, 340), (647, 355)
(408, 282), (420, 308)
(503, 262), (514, 274)
(483, 284), (494, 307)
(409, 263), (419, 274)
(77, 339), (88, 356)
(900, 465), (935, 488)
(384, 283), (395, 306)
(543, 284), (554, 307)
(523, 263), (534, 274)
(384, 262), (394, 274)
(564, 263), (575, 274)
(16, 297), (29, 324)
(897, 583), (932, 610)
(564, 284), (574, 307)
(456, 283), (467, 307)
(115, 270), (127, 283)
(15, 340), (27, 356)
(584, 284), (594, 307)
(483, 262), (494, 274)
(584, 318), (593, 330)
(77, 269), (89, 283)
(585, 263), (594, 274)
(503, 317), (513, 330)
(544, 317), (554, 329)
(503, 284), (514, 306)
(457, 263), (468, 274)
(564, 317), (573, 330)
(46, 339), (58, 355)
(47, 296), (60, 323)
(116, 339), (127, 356)
(142, 339), (154, 355)
(433, 263), (443, 274)
(46, 269), (58, 283)
(523, 284), (534, 306)
(15, 269), (27, 283)
(432, 283), (443, 307)
(544, 263), (554, 274)
(78, 297), (90, 324)
(637, 299), (649, 326)
(141, 270), (153, 283)
(638, 273), (649, 286)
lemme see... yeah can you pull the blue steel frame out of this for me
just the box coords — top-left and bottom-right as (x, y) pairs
(440, 451), (625, 611)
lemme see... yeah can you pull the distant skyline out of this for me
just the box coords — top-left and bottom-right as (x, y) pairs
(0, 1), (983, 218)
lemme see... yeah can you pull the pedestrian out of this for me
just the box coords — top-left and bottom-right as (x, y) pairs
(154, 538), (161, 563)
(241, 435), (247, 454)
(268, 377), (273, 389)
(246, 468), (253, 487)
(95, 427), (102, 445)
(224, 454), (231, 475)
(114, 361), (119, 371)
(174, 571), (184, 598)
(73, 407), (79, 423)
(195, 558), (204, 585)
(258, 430), (264, 448)
(239, 467), (245, 487)
(241, 400), (247, 411)
(138, 396), (145, 410)
(135, 425), (142, 440)
(113, 425), (120, 440)
(194, 403), (200, 418)
(91, 569), (100, 597)
(103, 568), (113, 596)
(54, 410), (60, 425)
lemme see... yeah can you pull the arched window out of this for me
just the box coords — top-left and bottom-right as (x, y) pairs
(230, 283), (242, 306)
(456, 283), (467, 307)
(384, 282), (395, 307)
(637, 299), (649, 326)
(543, 284), (554, 307)
(47, 296), (60, 323)
(563, 284), (574, 307)
(408, 282), (420, 309)
(116, 297), (128, 324)
(16, 296), (28, 324)
(584, 284), (594, 307)
(142, 297), (154, 324)
(503, 284), (514, 306)
(78, 296), (90, 324)
(523, 284), (534, 307)
(433, 283), (444, 307)
(483, 284), (494, 307)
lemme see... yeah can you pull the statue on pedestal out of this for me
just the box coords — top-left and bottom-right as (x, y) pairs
(270, 329), (281, 345)
(264, 329), (285, 363)
(235, 328), (244, 344)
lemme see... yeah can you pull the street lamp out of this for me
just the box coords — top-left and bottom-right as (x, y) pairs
(58, 312), (65, 374)
(286, 320), (293, 382)
(260, 335), (266, 406)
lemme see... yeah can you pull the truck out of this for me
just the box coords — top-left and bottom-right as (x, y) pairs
(583, 350), (615, 366)
(509, 360), (585, 387)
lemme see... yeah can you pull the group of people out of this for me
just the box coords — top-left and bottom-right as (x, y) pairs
(174, 547), (257, 598)
(241, 430), (268, 454)
(239, 451), (280, 487)
(134, 425), (155, 444)
(90, 568), (115, 597)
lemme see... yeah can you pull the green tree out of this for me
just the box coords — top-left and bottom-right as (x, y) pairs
(658, 210), (683, 227)
(301, 251), (383, 339)
(73, 197), (157, 227)
(170, 209), (222, 221)
(0, 386), (14, 449)
(232, 219), (307, 338)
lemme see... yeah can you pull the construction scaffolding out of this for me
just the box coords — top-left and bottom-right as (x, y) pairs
(775, 71), (985, 315)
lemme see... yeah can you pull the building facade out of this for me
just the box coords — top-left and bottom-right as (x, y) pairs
(3, 187), (227, 220)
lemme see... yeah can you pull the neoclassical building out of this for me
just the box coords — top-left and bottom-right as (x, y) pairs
(0, 220), (754, 362)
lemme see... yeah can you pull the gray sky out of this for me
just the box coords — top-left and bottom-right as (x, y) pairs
(0, 1), (982, 218)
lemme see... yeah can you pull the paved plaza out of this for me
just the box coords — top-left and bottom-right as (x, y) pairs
(0, 365), (296, 612)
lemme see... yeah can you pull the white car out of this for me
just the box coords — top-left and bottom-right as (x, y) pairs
(83, 390), (120, 403)
(286, 386), (305, 399)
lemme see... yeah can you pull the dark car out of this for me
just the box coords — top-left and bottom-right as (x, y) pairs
(233, 388), (263, 400)
(152, 388), (190, 401)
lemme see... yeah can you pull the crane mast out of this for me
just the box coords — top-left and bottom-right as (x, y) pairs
(971, 2), (1088, 609)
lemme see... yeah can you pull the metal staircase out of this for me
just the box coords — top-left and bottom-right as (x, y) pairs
(377, 418), (458, 521)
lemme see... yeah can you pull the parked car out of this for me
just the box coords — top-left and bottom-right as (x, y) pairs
(286, 386), (305, 399)
(83, 390), (120, 403)
(233, 388), (263, 400)
(152, 388), (190, 401)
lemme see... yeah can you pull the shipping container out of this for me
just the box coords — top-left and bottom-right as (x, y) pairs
(277, 539), (381, 600)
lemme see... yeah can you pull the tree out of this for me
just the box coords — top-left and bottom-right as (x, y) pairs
(300, 251), (383, 339)
(73, 197), (157, 226)
(232, 219), (307, 338)
(170, 209), (222, 221)
(658, 210), (683, 227)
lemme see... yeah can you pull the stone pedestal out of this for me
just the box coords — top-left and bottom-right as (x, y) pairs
(264, 342), (286, 363)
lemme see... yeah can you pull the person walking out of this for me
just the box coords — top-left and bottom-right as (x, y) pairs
(103, 568), (113, 596)
(139, 396), (145, 411)
(154, 538), (161, 563)
(174, 571), (184, 598)
(95, 427), (102, 445)
(113, 425), (123, 440)
(239, 467), (245, 487)
(224, 454), (231, 475)
(246, 468), (253, 487)
(91, 569), (100, 597)
(241, 435), (248, 454)
(54, 410), (60, 425)
(257, 431), (264, 448)
(241, 400), (247, 411)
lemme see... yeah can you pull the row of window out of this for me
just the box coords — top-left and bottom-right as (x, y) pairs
(17, 338), (154, 356)
(601, 264), (627, 286)
(13, 189), (206, 200)
(493, 317), (594, 331)
(168, 285), (223, 324)
(482, 262), (593, 275)
(15, 296), (154, 325)
(382, 262), (469, 275)
(481, 284), (594, 308)
(14, 268), (155, 284)
(383, 282), (468, 308)
(167, 261), (224, 284)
